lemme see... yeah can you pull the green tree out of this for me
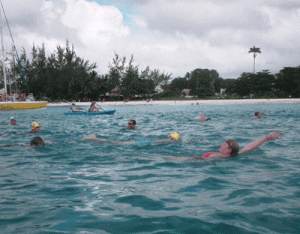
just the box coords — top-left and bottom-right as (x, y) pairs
(251, 70), (276, 97)
(16, 41), (97, 101)
(275, 66), (300, 98)
(108, 52), (125, 91)
(120, 55), (140, 100)
(139, 66), (156, 99)
(169, 77), (189, 95)
(248, 46), (261, 74)
(189, 69), (218, 97)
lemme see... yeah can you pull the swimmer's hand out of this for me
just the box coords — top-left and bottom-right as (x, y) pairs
(267, 131), (281, 140)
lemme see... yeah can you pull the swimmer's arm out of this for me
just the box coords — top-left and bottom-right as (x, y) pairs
(155, 140), (166, 143)
(194, 153), (228, 159)
(28, 146), (36, 152)
(84, 136), (107, 142)
(155, 139), (170, 143)
(111, 141), (135, 145)
(83, 136), (134, 144)
(239, 132), (281, 155)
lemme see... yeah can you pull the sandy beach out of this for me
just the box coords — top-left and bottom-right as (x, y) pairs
(47, 98), (300, 106)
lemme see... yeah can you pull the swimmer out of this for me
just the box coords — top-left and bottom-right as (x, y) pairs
(10, 117), (17, 125)
(126, 120), (136, 129)
(252, 112), (267, 118)
(31, 136), (45, 146)
(29, 122), (41, 133)
(155, 132), (180, 143)
(198, 113), (211, 121)
(1, 136), (48, 148)
(70, 102), (85, 112)
(191, 131), (281, 159)
(83, 132), (181, 145)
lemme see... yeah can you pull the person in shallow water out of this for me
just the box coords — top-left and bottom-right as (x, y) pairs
(198, 113), (211, 121)
(252, 112), (267, 118)
(83, 132), (180, 144)
(125, 120), (136, 129)
(190, 131), (281, 159)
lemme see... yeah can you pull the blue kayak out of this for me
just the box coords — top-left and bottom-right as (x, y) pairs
(64, 110), (116, 115)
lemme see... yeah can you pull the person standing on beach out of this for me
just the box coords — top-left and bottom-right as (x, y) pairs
(252, 112), (267, 118)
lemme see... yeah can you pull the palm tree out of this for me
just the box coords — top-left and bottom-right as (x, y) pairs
(248, 46), (261, 73)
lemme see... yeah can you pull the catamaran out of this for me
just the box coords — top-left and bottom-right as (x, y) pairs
(0, 0), (47, 110)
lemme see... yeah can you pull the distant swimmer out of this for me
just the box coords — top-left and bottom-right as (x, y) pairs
(198, 113), (211, 121)
(83, 132), (181, 145)
(70, 102), (85, 112)
(10, 117), (17, 125)
(252, 112), (267, 119)
(126, 120), (136, 129)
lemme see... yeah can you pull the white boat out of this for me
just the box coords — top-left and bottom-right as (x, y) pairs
(0, 2), (47, 110)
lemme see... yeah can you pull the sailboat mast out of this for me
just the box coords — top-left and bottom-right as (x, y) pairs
(0, 7), (7, 100)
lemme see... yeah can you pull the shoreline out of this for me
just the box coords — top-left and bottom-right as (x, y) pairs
(47, 98), (300, 106)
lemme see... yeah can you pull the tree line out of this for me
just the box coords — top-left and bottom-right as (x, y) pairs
(1, 41), (300, 101)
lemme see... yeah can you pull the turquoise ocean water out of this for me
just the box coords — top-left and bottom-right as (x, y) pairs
(0, 103), (299, 233)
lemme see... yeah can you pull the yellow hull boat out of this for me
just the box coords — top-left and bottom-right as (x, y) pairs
(0, 101), (47, 110)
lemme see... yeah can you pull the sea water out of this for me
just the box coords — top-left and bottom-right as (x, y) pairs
(0, 103), (299, 233)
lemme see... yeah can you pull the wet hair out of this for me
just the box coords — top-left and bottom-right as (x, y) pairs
(129, 120), (136, 125)
(255, 112), (260, 116)
(225, 139), (239, 156)
(31, 136), (45, 146)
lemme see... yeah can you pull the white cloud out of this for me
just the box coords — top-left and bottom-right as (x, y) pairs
(1, 0), (300, 79)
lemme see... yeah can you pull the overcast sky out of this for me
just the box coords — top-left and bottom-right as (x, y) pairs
(1, 0), (300, 79)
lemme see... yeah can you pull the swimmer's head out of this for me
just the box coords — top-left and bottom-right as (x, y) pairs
(127, 120), (136, 129)
(10, 117), (17, 125)
(169, 132), (180, 141)
(31, 136), (45, 146)
(225, 139), (239, 156)
(32, 122), (40, 129)
(255, 112), (260, 116)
